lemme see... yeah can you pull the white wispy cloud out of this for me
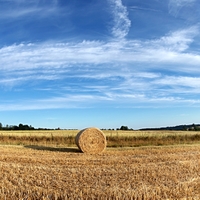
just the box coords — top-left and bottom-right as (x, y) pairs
(0, 0), (59, 19)
(0, 26), (198, 73)
(109, 0), (131, 39)
(0, 25), (199, 90)
(153, 26), (198, 52)
(0, 25), (200, 110)
(168, 0), (196, 17)
(153, 76), (200, 92)
(0, 94), (112, 111)
(1, 72), (200, 111)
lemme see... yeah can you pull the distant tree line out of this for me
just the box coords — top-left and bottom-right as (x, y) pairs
(0, 123), (68, 131)
(116, 126), (134, 131)
(140, 123), (200, 131)
(101, 126), (134, 131)
(0, 123), (35, 130)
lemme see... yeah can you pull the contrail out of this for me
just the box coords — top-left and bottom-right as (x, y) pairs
(129, 6), (161, 13)
(168, 0), (196, 17)
(108, 0), (131, 39)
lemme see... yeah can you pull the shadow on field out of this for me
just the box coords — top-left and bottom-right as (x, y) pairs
(24, 145), (81, 153)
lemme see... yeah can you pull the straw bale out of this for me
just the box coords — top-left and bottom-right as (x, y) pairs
(75, 127), (106, 154)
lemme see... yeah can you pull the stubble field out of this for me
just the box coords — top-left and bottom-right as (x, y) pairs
(0, 130), (200, 199)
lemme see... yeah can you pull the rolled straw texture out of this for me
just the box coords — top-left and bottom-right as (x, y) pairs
(75, 127), (106, 154)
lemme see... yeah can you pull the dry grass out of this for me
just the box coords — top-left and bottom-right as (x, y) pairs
(0, 145), (199, 199)
(0, 130), (78, 137)
(1, 129), (200, 138)
(0, 130), (200, 147)
(104, 129), (200, 137)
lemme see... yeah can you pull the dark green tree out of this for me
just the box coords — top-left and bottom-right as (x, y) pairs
(120, 126), (129, 130)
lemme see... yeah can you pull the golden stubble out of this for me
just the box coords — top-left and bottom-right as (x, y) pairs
(0, 145), (199, 199)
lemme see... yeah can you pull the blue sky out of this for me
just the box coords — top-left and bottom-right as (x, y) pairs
(1, 0), (200, 129)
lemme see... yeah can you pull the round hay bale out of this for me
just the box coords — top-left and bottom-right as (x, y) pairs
(75, 127), (106, 154)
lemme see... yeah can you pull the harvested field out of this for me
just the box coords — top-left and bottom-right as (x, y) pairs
(1, 130), (200, 147)
(0, 145), (199, 199)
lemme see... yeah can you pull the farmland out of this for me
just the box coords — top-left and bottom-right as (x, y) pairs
(0, 130), (199, 199)
(0, 129), (200, 147)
